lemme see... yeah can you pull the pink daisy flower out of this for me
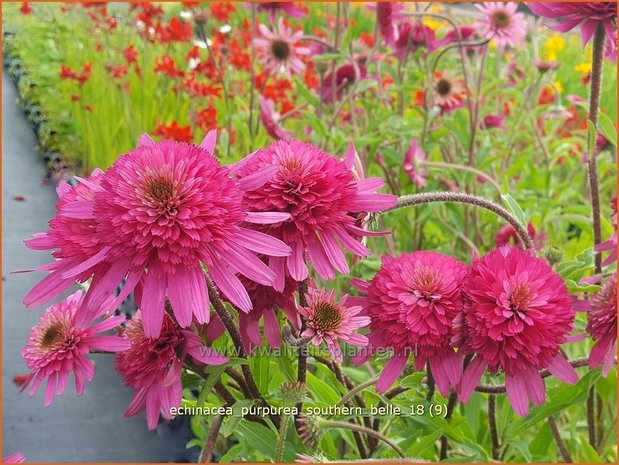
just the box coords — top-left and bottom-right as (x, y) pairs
(481, 114), (505, 130)
(319, 63), (368, 103)
(2, 453), (26, 463)
(298, 288), (370, 362)
(115, 310), (227, 430)
(89, 132), (290, 337)
(352, 252), (469, 395)
(596, 196), (617, 266)
(475, 2), (527, 48)
(259, 95), (293, 141)
(456, 247), (578, 417)
(527, 2), (617, 55)
(403, 139), (427, 188)
(21, 290), (129, 406)
(433, 72), (465, 113)
(21, 169), (109, 308)
(233, 140), (396, 285)
(254, 18), (310, 78)
(587, 273), (617, 377)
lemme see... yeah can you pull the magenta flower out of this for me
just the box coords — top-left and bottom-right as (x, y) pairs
(319, 63), (368, 103)
(254, 18), (310, 78)
(393, 22), (436, 59)
(596, 196), (617, 266)
(433, 72), (465, 112)
(233, 139), (396, 285)
(353, 252), (469, 395)
(115, 311), (227, 430)
(475, 2), (527, 48)
(587, 273), (617, 377)
(403, 139), (427, 188)
(259, 95), (293, 141)
(299, 288), (370, 362)
(456, 247), (577, 416)
(481, 114), (505, 130)
(91, 133), (291, 337)
(495, 222), (536, 248)
(21, 290), (129, 406)
(434, 26), (477, 51)
(2, 453), (26, 463)
(527, 2), (617, 55)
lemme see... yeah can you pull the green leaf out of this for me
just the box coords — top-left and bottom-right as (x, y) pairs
(578, 433), (603, 462)
(400, 372), (426, 388)
(306, 372), (341, 405)
(406, 429), (442, 456)
(501, 194), (527, 226)
(218, 443), (246, 463)
(236, 420), (297, 461)
(353, 79), (378, 95)
(598, 112), (617, 147)
(197, 365), (227, 408)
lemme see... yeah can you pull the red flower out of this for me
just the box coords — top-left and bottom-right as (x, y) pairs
(360, 32), (375, 48)
(154, 54), (184, 79)
(20, 2), (32, 15)
(183, 76), (222, 98)
(60, 65), (78, 81)
(152, 121), (193, 143)
(106, 64), (128, 79)
(155, 17), (193, 43)
(210, 2), (237, 22)
(194, 107), (218, 132)
(123, 44), (138, 64)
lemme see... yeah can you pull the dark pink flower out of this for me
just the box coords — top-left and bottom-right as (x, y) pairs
(353, 252), (469, 395)
(256, 2), (307, 23)
(403, 139), (427, 188)
(115, 310), (227, 429)
(457, 247), (577, 416)
(587, 273), (617, 377)
(374, 2), (405, 45)
(495, 222), (536, 248)
(393, 22), (436, 60)
(319, 63), (368, 103)
(233, 140), (396, 284)
(476, 2), (527, 48)
(481, 114), (505, 130)
(434, 26), (477, 51)
(259, 96), (293, 141)
(21, 291), (129, 406)
(299, 288), (370, 362)
(433, 72), (465, 112)
(527, 2), (617, 55)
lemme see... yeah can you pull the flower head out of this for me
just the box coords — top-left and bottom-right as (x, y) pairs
(259, 96), (293, 141)
(393, 22), (436, 59)
(92, 133), (291, 336)
(374, 2), (405, 45)
(115, 310), (227, 429)
(319, 63), (368, 103)
(256, 2), (307, 23)
(433, 72), (465, 112)
(234, 139), (396, 285)
(254, 18), (310, 78)
(587, 273), (617, 377)
(403, 139), (427, 188)
(299, 288), (369, 362)
(353, 252), (469, 394)
(527, 2), (617, 55)
(475, 2), (527, 48)
(482, 114), (505, 130)
(457, 247), (577, 416)
(21, 291), (129, 406)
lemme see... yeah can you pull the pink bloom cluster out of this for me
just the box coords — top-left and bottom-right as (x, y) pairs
(354, 246), (579, 416)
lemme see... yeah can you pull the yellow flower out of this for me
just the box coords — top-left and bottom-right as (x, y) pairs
(553, 80), (564, 93)
(575, 63), (592, 74)
(543, 34), (565, 60)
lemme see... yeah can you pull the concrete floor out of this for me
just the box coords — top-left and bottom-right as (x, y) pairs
(2, 72), (196, 462)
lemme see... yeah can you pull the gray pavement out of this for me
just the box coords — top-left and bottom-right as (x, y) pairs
(2, 72), (196, 462)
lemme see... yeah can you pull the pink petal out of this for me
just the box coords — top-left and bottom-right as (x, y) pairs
(209, 262), (252, 313)
(59, 199), (95, 219)
(306, 240), (336, 280)
(602, 341), (616, 377)
(237, 164), (278, 191)
(60, 246), (110, 279)
(269, 255), (286, 292)
(200, 129), (217, 154)
(24, 232), (54, 250)
(244, 211), (291, 224)
(547, 354), (578, 384)
(167, 266), (210, 327)
(318, 232), (349, 274)
(23, 269), (75, 308)
(237, 228), (291, 257)
(523, 369), (545, 405)
(140, 272), (166, 338)
(505, 372), (529, 417)
(218, 246), (276, 286)
(182, 330), (228, 365)
(376, 353), (408, 393)
(138, 133), (155, 146)
(458, 356), (487, 403)
(85, 335), (131, 352)
(263, 309), (281, 348)
(342, 142), (356, 169)
(288, 240), (308, 282)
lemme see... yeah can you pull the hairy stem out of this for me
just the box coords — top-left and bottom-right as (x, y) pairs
(334, 377), (379, 411)
(275, 413), (291, 462)
(548, 416), (572, 463)
(322, 421), (405, 458)
(439, 393), (458, 460)
(383, 192), (534, 249)
(200, 414), (224, 463)
(488, 394), (500, 460)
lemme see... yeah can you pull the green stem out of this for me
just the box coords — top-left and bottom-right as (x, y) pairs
(320, 420), (406, 457)
(275, 414), (291, 462)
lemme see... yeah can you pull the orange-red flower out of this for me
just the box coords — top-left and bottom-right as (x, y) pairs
(152, 121), (194, 143)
